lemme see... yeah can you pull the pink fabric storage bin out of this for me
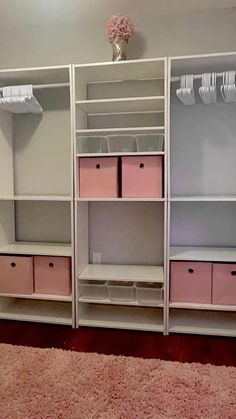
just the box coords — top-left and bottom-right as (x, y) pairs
(79, 157), (118, 198)
(170, 261), (212, 303)
(0, 255), (33, 295)
(34, 256), (71, 296)
(122, 156), (163, 198)
(212, 263), (236, 305)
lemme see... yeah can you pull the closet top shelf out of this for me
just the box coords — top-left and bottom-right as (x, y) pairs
(0, 65), (70, 86)
(74, 58), (165, 83)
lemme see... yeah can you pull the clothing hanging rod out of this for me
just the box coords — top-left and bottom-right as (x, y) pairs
(0, 82), (70, 92)
(171, 72), (227, 82)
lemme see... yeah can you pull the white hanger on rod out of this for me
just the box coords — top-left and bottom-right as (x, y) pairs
(199, 73), (217, 104)
(176, 75), (195, 105)
(221, 71), (236, 103)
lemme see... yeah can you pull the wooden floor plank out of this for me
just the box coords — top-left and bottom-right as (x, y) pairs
(0, 320), (235, 366)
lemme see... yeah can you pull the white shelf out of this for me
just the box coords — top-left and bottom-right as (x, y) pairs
(169, 302), (236, 312)
(76, 127), (165, 135)
(77, 152), (164, 157)
(0, 298), (72, 325)
(76, 198), (165, 202)
(0, 65), (70, 86)
(78, 303), (163, 332)
(0, 242), (72, 257)
(75, 58), (165, 83)
(78, 264), (164, 283)
(78, 297), (163, 308)
(13, 195), (72, 202)
(0, 293), (72, 302)
(169, 309), (236, 337)
(170, 196), (236, 202)
(170, 246), (236, 262)
(76, 97), (165, 114)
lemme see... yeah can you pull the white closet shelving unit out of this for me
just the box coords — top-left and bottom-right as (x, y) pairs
(73, 58), (168, 332)
(167, 52), (236, 337)
(0, 65), (75, 326)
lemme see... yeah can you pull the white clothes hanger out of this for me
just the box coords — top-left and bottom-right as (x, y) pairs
(221, 71), (236, 103)
(199, 73), (217, 104)
(176, 75), (195, 105)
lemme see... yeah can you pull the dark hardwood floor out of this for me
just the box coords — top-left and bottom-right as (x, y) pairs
(0, 320), (235, 366)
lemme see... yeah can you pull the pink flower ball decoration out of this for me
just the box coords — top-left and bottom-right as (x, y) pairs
(106, 14), (134, 42)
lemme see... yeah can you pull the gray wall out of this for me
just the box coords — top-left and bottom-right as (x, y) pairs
(0, 1), (236, 68)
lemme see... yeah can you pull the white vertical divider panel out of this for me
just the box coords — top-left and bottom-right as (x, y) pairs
(165, 57), (172, 335)
(69, 65), (76, 328)
(0, 110), (14, 198)
(73, 65), (89, 327)
(163, 57), (169, 335)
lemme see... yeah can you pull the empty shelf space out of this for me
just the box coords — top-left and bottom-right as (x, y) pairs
(76, 127), (165, 135)
(0, 298), (72, 325)
(170, 246), (236, 262)
(169, 309), (236, 337)
(78, 303), (163, 332)
(0, 242), (72, 256)
(76, 97), (165, 114)
(0, 293), (72, 302)
(169, 302), (236, 312)
(75, 59), (165, 83)
(78, 264), (164, 283)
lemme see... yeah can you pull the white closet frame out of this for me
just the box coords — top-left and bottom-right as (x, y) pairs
(0, 53), (235, 336)
(72, 58), (168, 333)
(0, 65), (75, 326)
(167, 51), (236, 337)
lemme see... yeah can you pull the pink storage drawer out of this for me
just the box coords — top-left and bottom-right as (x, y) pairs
(79, 157), (118, 198)
(0, 255), (33, 295)
(212, 263), (236, 305)
(34, 256), (71, 296)
(122, 156), (163, 198)
(170, 261), (212, 303)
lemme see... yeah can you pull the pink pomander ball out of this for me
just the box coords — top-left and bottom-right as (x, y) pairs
(106, 14), (134, 42)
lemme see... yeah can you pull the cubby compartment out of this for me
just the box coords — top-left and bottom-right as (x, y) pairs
(76, 201), (165, 323)
(15, 201), (71, 243)
(78, 303), (164, 332)
(169, 308), (236, 337)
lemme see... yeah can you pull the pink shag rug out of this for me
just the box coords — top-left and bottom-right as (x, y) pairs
(0, 344), (235, 419)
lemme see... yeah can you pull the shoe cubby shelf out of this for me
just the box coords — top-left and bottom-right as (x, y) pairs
(1, 54), (236, 335)
(78, 264), (164, 282)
